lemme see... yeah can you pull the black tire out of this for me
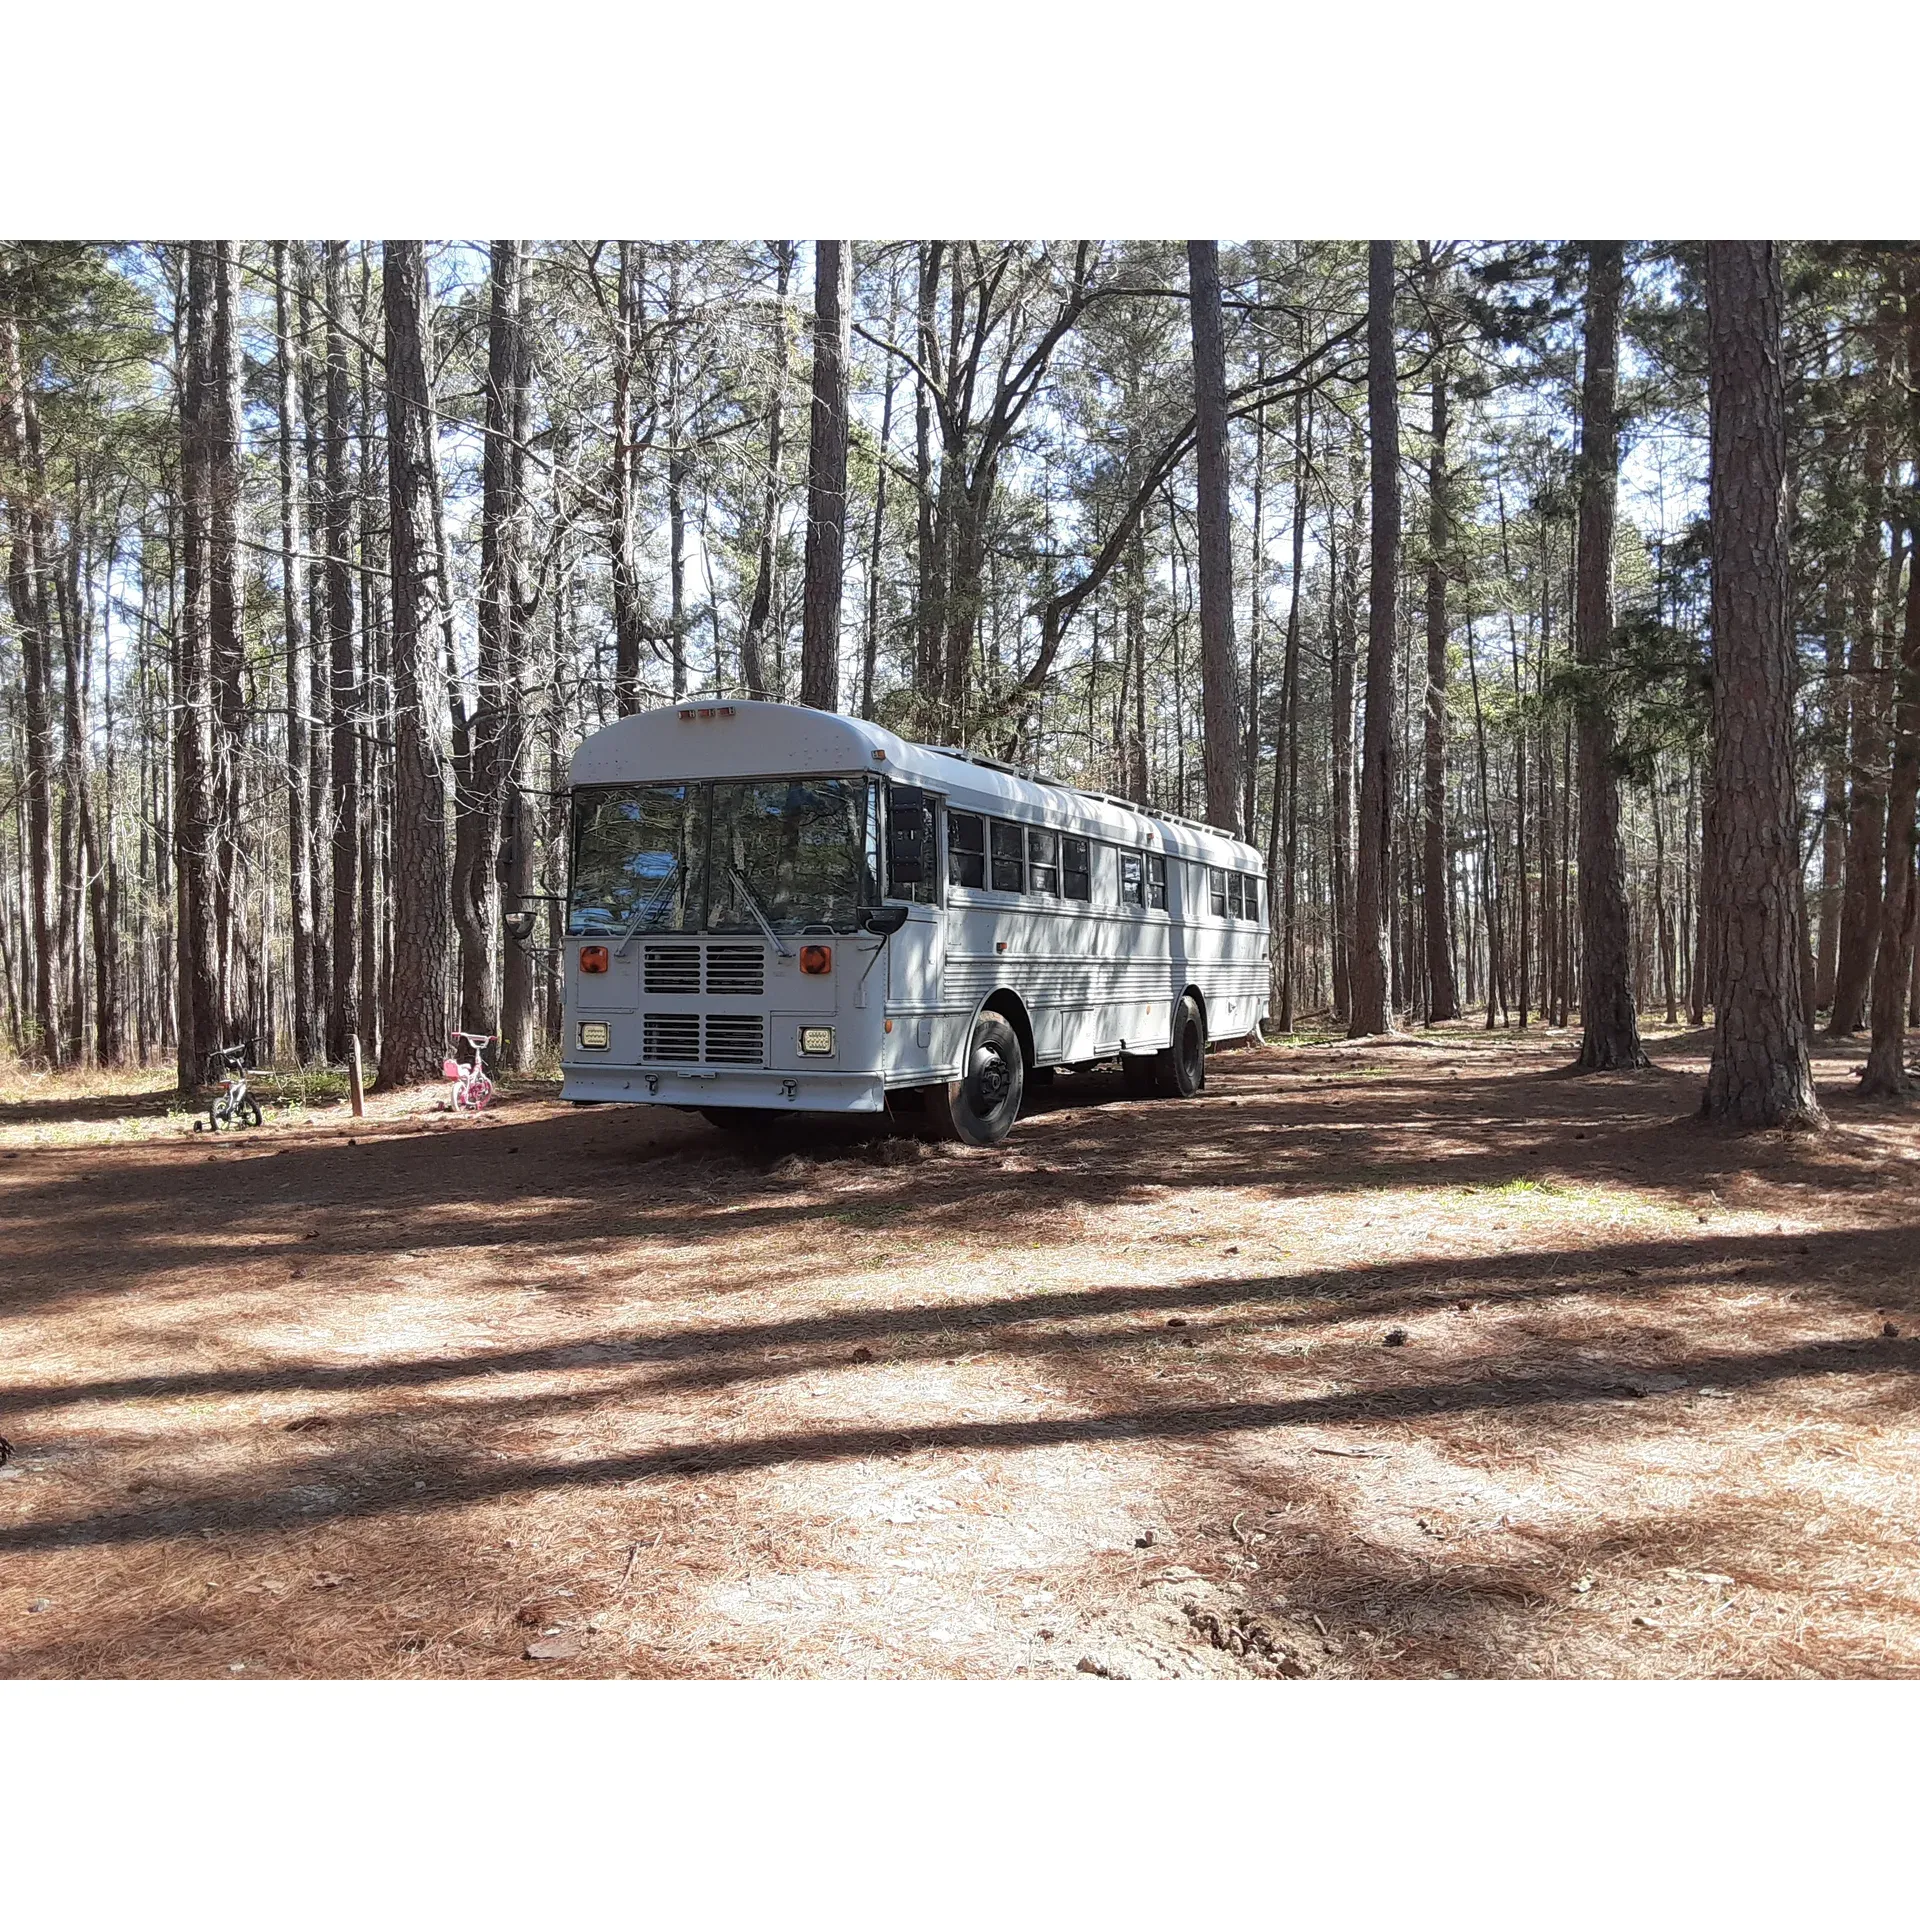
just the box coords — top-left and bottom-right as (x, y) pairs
(925, 1010), (1024, 1146)
(1120, 1053), (1158, 1098)
(1153, 995), (1207, 1098)
(244, 1094), (263, 1127)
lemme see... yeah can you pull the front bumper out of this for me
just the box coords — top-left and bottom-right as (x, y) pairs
(560, 1062), (887, 1114)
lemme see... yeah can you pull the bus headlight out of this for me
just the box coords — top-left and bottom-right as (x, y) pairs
(578, 1021), (611, 1050)
(798, 1027), (835, 1056)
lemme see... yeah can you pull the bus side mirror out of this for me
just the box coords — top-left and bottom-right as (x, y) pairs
(858, 905), (910, 937)
(503, 911), (537, 944)
(888, 789), (929, 888)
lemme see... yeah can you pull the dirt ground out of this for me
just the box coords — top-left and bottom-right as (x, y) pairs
(3, 1022), (1918, 1680)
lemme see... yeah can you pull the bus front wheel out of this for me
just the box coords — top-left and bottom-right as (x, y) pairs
(1153, 996), (1207, 1098)
(927, 1010), (1025, 1146)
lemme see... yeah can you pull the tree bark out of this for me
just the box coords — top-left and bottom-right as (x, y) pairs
(1350, 240), (1399, 1036)
(1422, 322), (1459, 1022)
(0, 304), (62, 1067)
(207, 245), (247, 1039)
(1573, 242), (1648, 1071)
(611, 241), (646, 716)
(375, 242), (451, 1088)
(1860, 278), (1920, 1097)
(1700, 241), (1820, 1126)
(1186, 241), (1243, 833)
(800, 240), (851, 712)
(1829, 384), (1894, 1034)
(176, 243), (223, 1086)
(324, 241), (360, 1062)
(741, 240), (794, 701)
(274, 243), (316, 1062)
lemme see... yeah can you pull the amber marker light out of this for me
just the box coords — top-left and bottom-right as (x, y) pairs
(580, 946), (609, 974)
(800, 944), (832, 975)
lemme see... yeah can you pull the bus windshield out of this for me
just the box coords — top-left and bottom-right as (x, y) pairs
(569, 778), (879, 937)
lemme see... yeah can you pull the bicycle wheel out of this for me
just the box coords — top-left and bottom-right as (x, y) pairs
(466, 1077), (494, 1112)
(244, 1094), (263, 1127)
(451, 1079), (469, 1113)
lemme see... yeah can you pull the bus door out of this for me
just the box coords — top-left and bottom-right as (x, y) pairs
(884, 785), (944, 1041)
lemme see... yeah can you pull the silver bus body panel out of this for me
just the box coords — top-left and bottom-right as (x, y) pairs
(559, 701), (1268, 1113)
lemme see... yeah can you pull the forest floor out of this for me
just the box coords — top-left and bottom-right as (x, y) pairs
(4, 1021), (1919, 1681)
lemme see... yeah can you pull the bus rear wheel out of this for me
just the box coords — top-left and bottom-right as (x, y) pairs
(926, 1010), (1024, 1147)
(1152, 996), (1207, 1098)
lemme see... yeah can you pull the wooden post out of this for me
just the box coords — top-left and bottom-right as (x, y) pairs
(347, 1033), (366, 1118)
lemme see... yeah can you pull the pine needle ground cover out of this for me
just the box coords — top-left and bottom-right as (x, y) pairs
(4, 1028), (1917, 1680)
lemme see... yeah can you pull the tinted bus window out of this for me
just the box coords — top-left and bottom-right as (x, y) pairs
(990, 819), (1026, 892)
(1120, 850), (1144, 906)
(949, 811), (986, 889)
(1062, 835), (1091, 901)
(1028, 828), (1059, 896)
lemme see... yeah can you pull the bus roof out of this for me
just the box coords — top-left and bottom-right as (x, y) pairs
(569, 699), (1264, 872)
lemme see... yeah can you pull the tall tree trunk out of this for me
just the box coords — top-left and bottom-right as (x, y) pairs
(274, 243), (316, 1062)
(375, 242), (451, 1088)
(1861, 281), (1920, 1097)
(861, 297), (899, 722)
(800, 239), (851, 712)
(452, 240), (527, 1037)
(741, 240), (794, 701)
(1701, 241), (1819, 1126)
(610, 241), (646, 716)
(914, 242), (944, 716)
(208, 242), (246, 1041)
(1186, 240), (1242, 833)
(494, 246), (537, 1069)
(1350, 240), (1399, 1035)
(1277, 383), (1309, 1030)
(1422, 335), (1459, 1022)
(324, 240), (360, 1062)
(0, 306), (62, 1067)
(297, 245), (332, 1039)
(1573, 241), (1647, 1071)
(176, 244), (223, 1087)
(1331, 482), (1357, 1025)
(1829, 399), (1893, 1034)
(1815, 567), (1849, 1011)
(666, 252), (688, 701)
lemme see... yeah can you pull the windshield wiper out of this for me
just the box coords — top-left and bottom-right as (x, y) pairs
(728, 864), (794, 957)
(613, 868), (682, 956)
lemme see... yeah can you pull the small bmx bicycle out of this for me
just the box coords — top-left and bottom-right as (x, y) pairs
(442, 1031), (498, 1113)
(195, 1040), (262, 1132)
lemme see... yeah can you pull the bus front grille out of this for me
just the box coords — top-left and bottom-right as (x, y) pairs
(702, 1016), (765, 1066)
(642, 1014), (701, 1062)
(703, 945), (765, 995)
(643, 946), (701, 994)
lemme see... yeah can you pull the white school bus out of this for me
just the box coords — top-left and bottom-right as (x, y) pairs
(555, 699), (1268, 1145)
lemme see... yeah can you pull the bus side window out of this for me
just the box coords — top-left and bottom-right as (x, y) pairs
(949, 811), (986, 889)
(1242, 874), (1259, 921)
(1147, 852), (1167, 911)
(1210, 867), (1228, 916)
(1028, 828), (1059, 896)
(990, 819), (1026, 892)
(1062, 835), (1091, 901)
(1119, 850), (1144, 906)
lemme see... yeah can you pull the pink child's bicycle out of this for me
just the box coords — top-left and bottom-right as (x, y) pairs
(442, 1031), (498, 1113)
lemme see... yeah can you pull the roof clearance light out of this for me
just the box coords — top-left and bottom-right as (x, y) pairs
(580, 946), (609, 974)
(800, 944), (832, 976)
(678, 706), (736, 722)
(578, 1021), (611, 1049)
(799, 1027), (835, 1056)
